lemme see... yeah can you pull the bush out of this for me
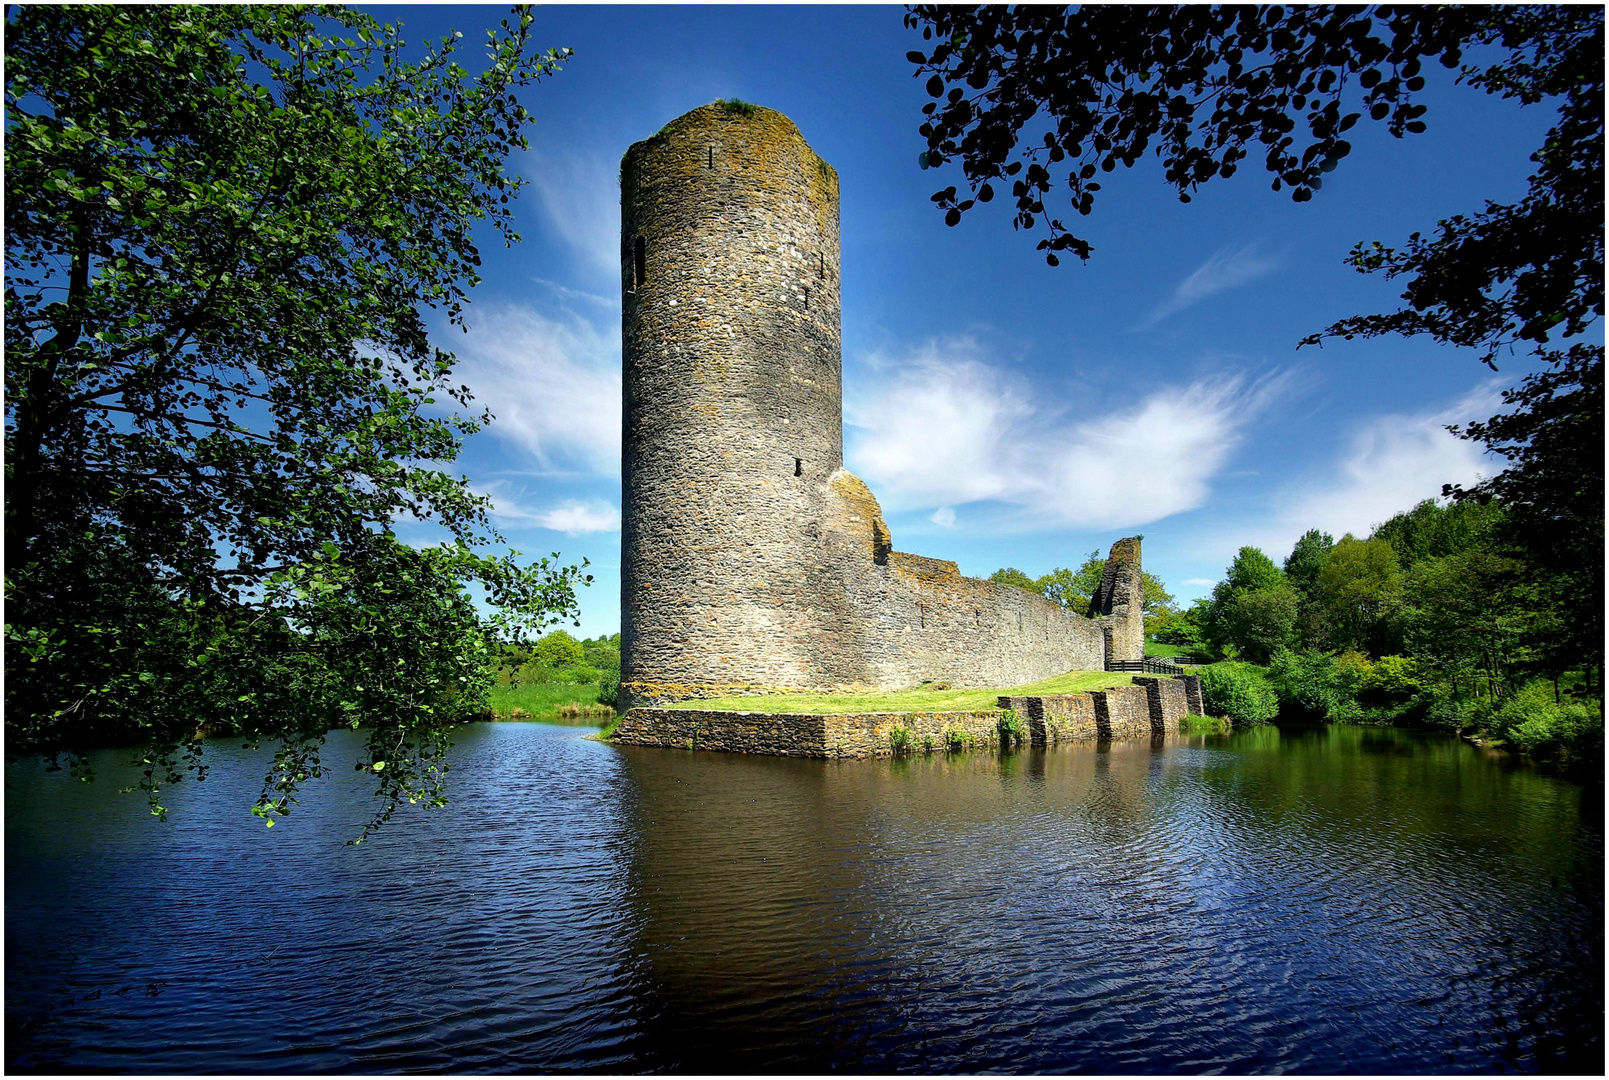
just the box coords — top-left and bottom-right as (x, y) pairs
(889, 723), (914, 753)
(1199, 662), (1279, 726)
(1491, 680), (1604, 770)
(596, 668), (620, 708)
(997, 709), (1026, 747)
(1267, 648), (1356, 720)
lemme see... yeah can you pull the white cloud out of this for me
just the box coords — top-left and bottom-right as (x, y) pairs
(931, 506), (957, 528)
(456, 302), (620, 476)
(1145, 243), (1281, 325)
(527, 148), (621, 280)
(475, 482), (621, 535)
(1218, 382), (1505, 561)
(845, 336), (1289, 531)
(535, 500), (622, 534)
(1182, 578), (1218, 587)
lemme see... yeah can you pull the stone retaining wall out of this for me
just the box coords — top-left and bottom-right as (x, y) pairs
(1091, 684), (1158, 739)
(1132, 675), (1191, 732)
(612, 708), (1003, 759)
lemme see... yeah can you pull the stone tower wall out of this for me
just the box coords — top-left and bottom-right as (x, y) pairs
(620, 104), (1128, 707)
(621, 104), (844, 693)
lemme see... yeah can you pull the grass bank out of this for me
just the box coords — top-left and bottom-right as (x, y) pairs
(488, 682), (614, 723)
(661, 669), (1137, 714)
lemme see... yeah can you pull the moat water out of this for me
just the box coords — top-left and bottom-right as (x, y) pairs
(6, 722), (1602, 1073)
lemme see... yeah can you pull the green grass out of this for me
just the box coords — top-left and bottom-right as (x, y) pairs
(488, 681), (615, 724)
(662, 669), (1137, 714)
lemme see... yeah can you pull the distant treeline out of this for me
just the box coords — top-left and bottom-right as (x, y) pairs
(502, 631), (621, 707)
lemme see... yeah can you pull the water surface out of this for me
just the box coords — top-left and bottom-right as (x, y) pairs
(6, 723), (1602, 1072)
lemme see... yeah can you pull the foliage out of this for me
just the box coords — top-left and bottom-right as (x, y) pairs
(942, 724), (974, 753)
(989, 567), (1039, 593)
(905, 5), (1503, 264)
(992, 552), (1175, 624)
(1266, 648), (1353, 722)
(1315, 535), (1403, 655)
(996, 708), (1026, 747)
(1284, 529), (1334, 601)
(715, 97), (758, 117)
(1198, 661), (1279, 726)
(1204, 547), (1296, 662)
(1445, 345), (1603, 668)
(889, 722), (914, 754)
(596, 667), (620, 709)
(1490, 681), (1603, 772)
(4, 4), (581, 837)
(531, 630), (584, 669)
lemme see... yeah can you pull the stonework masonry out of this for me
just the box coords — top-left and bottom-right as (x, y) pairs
(614, 673), (1204, 758)
(618, 103), (1143, 717)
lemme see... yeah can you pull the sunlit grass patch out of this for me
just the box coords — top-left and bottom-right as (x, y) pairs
(663, 669), (1136, 714)
(488, 682), (614, 724)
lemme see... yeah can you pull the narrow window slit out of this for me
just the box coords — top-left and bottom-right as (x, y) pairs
(803, 287), (809, 310)
(794, 458), (803, 477)
(818, 253), (825, 279)
(633, 235), (646, 288)
(708, 146), (714, 168)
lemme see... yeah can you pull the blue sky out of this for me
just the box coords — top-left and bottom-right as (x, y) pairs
(377, 5), (1561, 639)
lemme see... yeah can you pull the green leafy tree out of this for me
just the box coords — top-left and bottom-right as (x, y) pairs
(4, 5), (581, 836)
(1199, 661), (1279, 725)
(531, 630), (585, 669)
(1284, 529), (1334, 601)
(1315, 535), (1404, 656)
(988, 567), (1039, 594)
(1204, 547), (1297, 661)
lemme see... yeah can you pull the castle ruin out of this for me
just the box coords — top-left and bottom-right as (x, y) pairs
(618, 103), (1144, 711)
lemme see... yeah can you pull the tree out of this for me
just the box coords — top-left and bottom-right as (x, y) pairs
(532, 630), (585, 670)
(1204, 546), (1297, 661)
(5, 5), (581, 836)
(1283, 529), (1334, 602)
(1315, 535), (1403, 655)
(988, 566), (1039, 593)
(905, 5), (1602, 676)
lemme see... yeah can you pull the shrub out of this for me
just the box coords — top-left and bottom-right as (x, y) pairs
(942, 724), (973, 752)
(1491, 680), (1604, 770)
(889, 723), (914, 753)
(1199, 662), (1279, 726)
(596, 668), (620, 707)
(997, 709), (1026, 747)
(1267, 648), (1358, 721)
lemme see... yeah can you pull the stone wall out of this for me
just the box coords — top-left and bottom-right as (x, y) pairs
(615, 674), (1206, 757)
(1091, 684), (1155, 739)
(1132, 675), (1190, 732)
(618, 103), (1121, 710)
(1089, 536), (1145, 664)
(613, 708), (1003, 759)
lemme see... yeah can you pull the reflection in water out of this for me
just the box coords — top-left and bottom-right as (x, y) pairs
(6, 723), (1602, 1072)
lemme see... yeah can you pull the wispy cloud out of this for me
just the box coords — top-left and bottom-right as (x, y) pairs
(1209, 381), (1506, 561)
(1145, 243), (1282, 325)
(1181, 577), (1218, 587)
(845, 337), (1291, 531)
(476, 482), (621, 534)
(526, 148), (621, 280)
(930, 506), (957, 528)
(455, 302), (621, 476)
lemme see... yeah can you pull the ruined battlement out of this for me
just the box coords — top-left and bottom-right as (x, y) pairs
(618, 103), (1143, 712)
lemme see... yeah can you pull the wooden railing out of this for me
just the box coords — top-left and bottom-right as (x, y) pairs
(1107, 656), (1187, 676)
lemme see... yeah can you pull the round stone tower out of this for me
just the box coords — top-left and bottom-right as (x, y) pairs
(620, 103), (844, 701)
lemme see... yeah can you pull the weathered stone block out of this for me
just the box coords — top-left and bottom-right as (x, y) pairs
(1133, 675), (1190, 733)
(1090, 684), (1151, 740)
